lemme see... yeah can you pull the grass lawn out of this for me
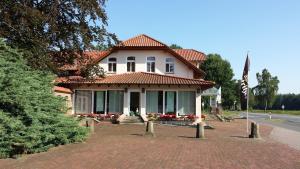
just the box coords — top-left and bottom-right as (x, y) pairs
(222, 110), (241, 117)
(252, 109), (300, 116)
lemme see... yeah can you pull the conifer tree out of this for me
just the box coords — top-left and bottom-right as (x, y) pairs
(0, 39), (88, 158)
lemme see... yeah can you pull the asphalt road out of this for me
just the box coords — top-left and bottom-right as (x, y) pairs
(240, 112), (300, 132)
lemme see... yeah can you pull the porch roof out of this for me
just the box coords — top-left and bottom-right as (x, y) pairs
(55, 72), (215, 89)
(53, 86), (73, 94)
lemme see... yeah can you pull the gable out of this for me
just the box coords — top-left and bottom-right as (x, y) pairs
(58, 34), (206, 78)
(99, 50), (195, 78)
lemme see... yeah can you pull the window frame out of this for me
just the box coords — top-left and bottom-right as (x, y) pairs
(165, 58), (175, 74)
(127, 56), (136, 72)
(108, 57), (117, 73)
(146, 56), (156, 73)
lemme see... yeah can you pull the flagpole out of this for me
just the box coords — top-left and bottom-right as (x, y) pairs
(246, 51), (250, 134)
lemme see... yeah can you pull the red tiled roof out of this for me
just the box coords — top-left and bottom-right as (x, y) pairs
(173, 49), (206, 62)
(53, 86), (73, 94)
(57, 34), (206, 78)
(84, 50), (111, 60)
(55, 72), (214, 89)
(58, 50), (110, 71)
(117, 34), (166, 47)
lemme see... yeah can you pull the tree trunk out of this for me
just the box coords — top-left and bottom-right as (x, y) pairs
(264, 100), (268, 113)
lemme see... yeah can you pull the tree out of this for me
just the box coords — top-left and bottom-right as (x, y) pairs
(0, 39), (88, 158)
(169, 44), (183, 49)
(253, 69), (280, 111)
(201, 54), (237, 109)
(0, 0), (118, 70)
(272, 94), (300, 110)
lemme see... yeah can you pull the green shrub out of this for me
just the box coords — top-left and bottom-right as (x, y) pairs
(0, 39), (88, 158)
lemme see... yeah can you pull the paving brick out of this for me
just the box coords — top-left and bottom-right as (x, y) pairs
(0, 120), (299, 169)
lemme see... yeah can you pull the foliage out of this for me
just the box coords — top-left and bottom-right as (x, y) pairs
(169, 44), (183, 49)
(253, 69), (279, 110)
(0, 39), (88, 158)
(201, 54), (237, 109)
(271, 94), (300, 110)
(80, 63), (106, 79)
(0, 0), (118, 70)
(92, 44), (110, 50)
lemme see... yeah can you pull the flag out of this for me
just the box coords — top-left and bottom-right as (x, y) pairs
(241, 55), (250, 99)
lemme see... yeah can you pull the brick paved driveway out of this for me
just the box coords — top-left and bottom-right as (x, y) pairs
(0, 120), (300, 169)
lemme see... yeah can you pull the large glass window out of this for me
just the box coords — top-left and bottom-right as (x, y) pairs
(108, 57), (117, 73)
(165, 91), (176, 115)
(147, 56), (155, 72)
(127, 56), (135, 72)
(107, 90), (124, 113)
(178, 91), (196, 116)
(75, 90), (92, 114)
(166, 58), (174, 73)
(146, 91), (163, 114)
(94, 91), (106, 114)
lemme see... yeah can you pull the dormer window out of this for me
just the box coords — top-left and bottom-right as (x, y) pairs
(166, 58), (174, 73)
(147, 56), (155, 72)
(108, 57), (117, 73)
(127, 56), (135, 72)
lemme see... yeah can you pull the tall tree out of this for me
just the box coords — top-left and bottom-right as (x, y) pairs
(169, 44), (183, 49)
(201, 54), (237, 109)
(0, 0), (118, 70)
(253, 69), (280, 111)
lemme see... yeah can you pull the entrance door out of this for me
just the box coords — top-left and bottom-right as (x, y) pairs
(130, 92), (140, 116)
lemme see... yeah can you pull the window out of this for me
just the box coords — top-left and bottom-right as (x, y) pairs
(165, 91), (176, 115)
(94, 91), (106, 114)
(166, 58), (174, 73)
(75, 90), (92, 114)
(108, 58), (117, 73)
(107, 90), (124, 113)
(127, 56), (135, 72)
(178, 91), (195, 116)
(146, 91), (163, 114)
(147, 57), (155, 72)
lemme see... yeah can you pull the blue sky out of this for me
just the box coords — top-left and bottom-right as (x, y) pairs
(105, 0), (300, 94)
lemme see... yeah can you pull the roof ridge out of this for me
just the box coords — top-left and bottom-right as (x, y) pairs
(117, 34), (168, 47)
(172, 48), (205, 54)
(190, 49), (206, 55)
(139, 34), (168, 47)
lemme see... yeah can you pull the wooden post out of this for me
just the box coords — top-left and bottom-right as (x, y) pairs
(90, 119), (95, 133)
(249, 122), (260, 138)
(85, 118), (94, 133)
(145, 121), (155, 137)
(196, 122), (205, 138)
(196, 123), (200, 138)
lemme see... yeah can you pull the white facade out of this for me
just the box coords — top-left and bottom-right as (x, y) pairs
(66, 47), (210, 122)
(99, 50), (194, 79)
(71, 86), (202, 121)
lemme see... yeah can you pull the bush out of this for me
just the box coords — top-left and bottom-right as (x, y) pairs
(0, 39), (88, 158)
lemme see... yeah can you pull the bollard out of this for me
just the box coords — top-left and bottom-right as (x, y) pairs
(249, 122), (261, 138)
(86, 120), (89, 127)
(90, 119), (95, 133)
(145, 121), (155, 137)
(85, 118), (95, 133)
(196, 122), (205, 138)
(199, 122), (205, 138)
(196, 123), (200, 138)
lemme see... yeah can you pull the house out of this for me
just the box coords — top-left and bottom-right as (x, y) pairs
(54, 34), (215, 122)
